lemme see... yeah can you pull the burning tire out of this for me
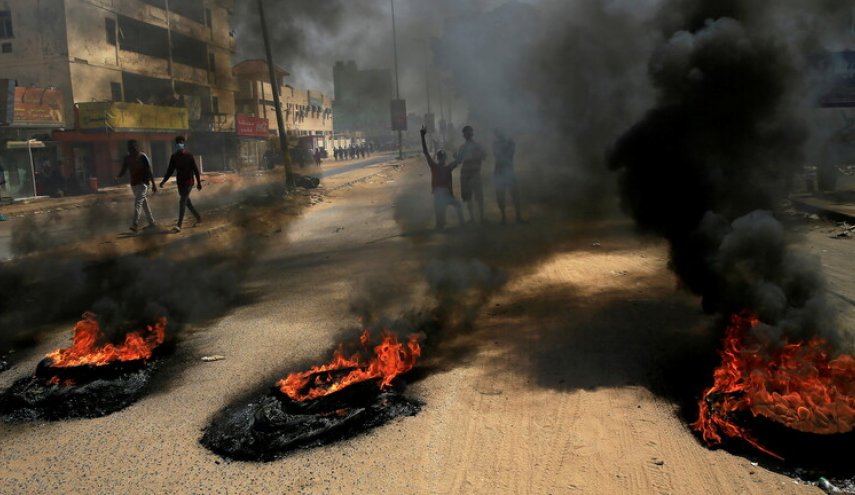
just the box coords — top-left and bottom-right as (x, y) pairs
(0, 313), (168, 421)
(201, 329), (423, 461)
(200, 383), (421, 461)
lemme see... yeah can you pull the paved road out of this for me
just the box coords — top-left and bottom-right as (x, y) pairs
(0, 162), (833, 494)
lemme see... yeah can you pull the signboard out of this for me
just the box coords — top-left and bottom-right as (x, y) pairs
(77, 102), (189, 131)
(13, 87), (65, 127)
(390, 99), (407, 131)
(0, 79), (15, 125)
(424, 113), (435, 133)
(236, 114), (270, 138)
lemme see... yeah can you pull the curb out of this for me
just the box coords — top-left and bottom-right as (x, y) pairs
(789, 196), (855, 223)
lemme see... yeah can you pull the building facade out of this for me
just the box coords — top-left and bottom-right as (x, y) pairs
(0, 0), (237, 189)
(233, 59), (333, 168)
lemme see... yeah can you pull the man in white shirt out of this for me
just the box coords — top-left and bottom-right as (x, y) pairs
(455, 125), (487, 223)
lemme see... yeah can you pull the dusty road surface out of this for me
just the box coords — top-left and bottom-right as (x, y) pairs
(0, 159), (834, 494)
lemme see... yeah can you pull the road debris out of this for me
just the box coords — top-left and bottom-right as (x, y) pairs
(829, 222), (855, 239)
(201, 355), (226, 362)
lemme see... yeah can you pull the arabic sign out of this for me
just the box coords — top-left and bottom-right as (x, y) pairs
(236, 114), (270, 137)
(77, 102), (189, 131)
(14, 87), (65, 126)
(0, 81), (65, 127)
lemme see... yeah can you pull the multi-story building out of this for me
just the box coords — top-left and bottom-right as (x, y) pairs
(0, 0), (237, 188)
(233, 59), (334, 169)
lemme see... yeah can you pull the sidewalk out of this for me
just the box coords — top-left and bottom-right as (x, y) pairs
(0, 152), (405, 220)
(790, 192), (855, 223)
(0, 170), (261, 220)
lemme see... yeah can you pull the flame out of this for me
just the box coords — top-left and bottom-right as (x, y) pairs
(44, 312), (167, 368)
(693, 312), (855, 459)
(277, 329), (421, 402)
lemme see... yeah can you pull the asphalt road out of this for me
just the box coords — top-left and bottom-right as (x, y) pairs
(0, 160), (844, 494)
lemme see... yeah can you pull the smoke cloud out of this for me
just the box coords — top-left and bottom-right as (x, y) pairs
(608, 0), (852, 345)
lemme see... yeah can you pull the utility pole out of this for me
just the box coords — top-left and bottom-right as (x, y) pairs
(391, 0), (403, 160)
(258, 0), (295, 189)
(425, 41), (431, 115)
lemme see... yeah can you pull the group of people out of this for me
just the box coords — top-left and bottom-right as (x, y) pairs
(116, 135), (202, 234)
(420, 124), (522, 229)
(333, 144), (371, 161)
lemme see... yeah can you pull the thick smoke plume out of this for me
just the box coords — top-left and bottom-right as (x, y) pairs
(608, 0), (847, 344)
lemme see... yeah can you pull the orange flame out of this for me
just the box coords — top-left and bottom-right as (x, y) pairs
(277, 329), (421, 402)
(693, 312), (855, 459)
(44, 312), (167, 368)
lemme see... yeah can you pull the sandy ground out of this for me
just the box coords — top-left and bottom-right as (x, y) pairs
(0, 160), (835, 494)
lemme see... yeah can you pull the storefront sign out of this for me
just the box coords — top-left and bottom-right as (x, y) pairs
(77, 102), (189, 131)
(13, 87), (65, 127)
(236, 114), (270, 137)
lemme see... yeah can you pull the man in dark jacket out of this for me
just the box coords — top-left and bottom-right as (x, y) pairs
(116, 139), (157, 233)
(160, 136), (201, 232)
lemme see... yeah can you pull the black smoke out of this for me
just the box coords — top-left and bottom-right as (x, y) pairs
(607, 1), (841, 343)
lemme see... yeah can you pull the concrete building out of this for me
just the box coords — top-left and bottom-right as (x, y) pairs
(0, 0), (237, 188)
(233, 59), (334, 169)
(332, 60), (393, 144)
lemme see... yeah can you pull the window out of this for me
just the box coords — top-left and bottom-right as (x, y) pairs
(105, 18), (116, 45)
(0, 11), (13, 39)
(1, 42), (11, 54)
(110, 82), (122, 101)
(118, 15), (169, 59)
(204, 8), (212, 28)
(211, 96), (219, 115)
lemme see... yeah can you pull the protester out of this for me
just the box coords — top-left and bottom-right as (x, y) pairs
(421, 125), (464, 229)
(116, 139), (157, 233)
(314, 148), (322, 167)
(160, 136), (202, 233)
(455, 125), (487, 223)
(493, 128), (523, 223)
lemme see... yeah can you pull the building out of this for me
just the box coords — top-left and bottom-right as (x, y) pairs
(233, 59), (334, 168)
(0, 81), (65, 198)
(0, 0), (237, 189)
(332, 60), (393, 143)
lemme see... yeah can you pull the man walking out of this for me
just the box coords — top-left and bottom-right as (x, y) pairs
(493, 129), (523, 224)
(160, 136), (201, 232)
(116, 140), (157, 233)
(455, 125), (487, 223)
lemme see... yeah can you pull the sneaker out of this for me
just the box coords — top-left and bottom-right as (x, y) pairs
(172, 225), (182, 233)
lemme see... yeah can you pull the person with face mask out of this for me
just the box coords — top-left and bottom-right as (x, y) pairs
(160, 135), (202, 232)
(116, 139), (157, 233)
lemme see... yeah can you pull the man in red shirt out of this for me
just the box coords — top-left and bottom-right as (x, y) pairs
(116, 140), (157, 233)
(160, 136), (202, 232)
(421, 125), (464, 229)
